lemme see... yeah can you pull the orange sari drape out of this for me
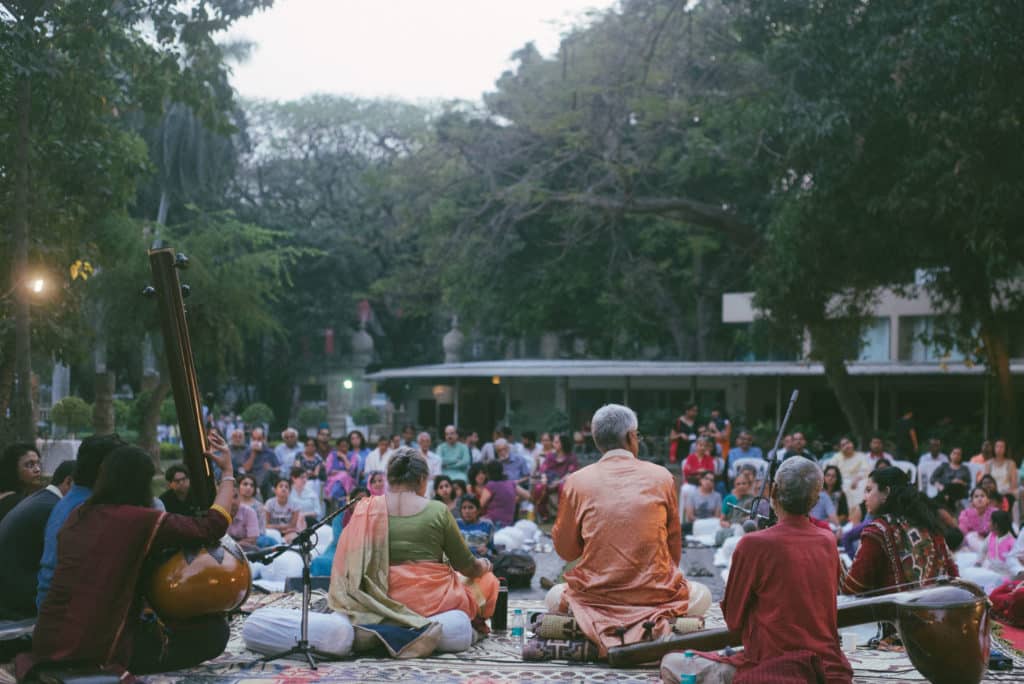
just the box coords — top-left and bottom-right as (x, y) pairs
(388, 562), (498, 620)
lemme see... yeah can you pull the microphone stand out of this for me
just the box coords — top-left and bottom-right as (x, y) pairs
(252, 498), (356, 669)
(747, 389), (799, 530)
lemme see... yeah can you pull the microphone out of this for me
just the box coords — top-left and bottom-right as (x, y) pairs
(244, 545), (289, 564)
(741, 519), (759, 534)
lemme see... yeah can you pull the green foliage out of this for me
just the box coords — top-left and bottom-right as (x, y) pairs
(296, 406), (327, 430)
(352, 407), (381, 426)
(543, 409), (570, 435)
(113, 399), (132, 429)
(241, 402), (275, 427)
(50, 397), (92, 434)
(159, 398), (178, 426)
(159, 441), (184, 463)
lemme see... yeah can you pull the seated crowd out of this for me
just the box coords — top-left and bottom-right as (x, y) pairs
(2, 405), (1021, 682)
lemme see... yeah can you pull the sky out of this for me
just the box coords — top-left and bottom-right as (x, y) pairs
(225, 0), (617, 103)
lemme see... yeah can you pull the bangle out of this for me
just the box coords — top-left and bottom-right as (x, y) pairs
(221, 476), (236, 483)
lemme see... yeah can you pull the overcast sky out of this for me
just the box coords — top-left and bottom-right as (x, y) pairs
(225, 0), (617, 103)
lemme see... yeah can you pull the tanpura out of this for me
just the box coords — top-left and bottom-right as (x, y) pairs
(607, 579), (990, 684)
(144, 247), (251, 620)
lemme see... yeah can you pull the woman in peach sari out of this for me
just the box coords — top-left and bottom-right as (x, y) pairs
(328, 447), (498, 630)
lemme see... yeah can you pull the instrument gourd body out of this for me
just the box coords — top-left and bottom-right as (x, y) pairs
(144, 247), (251, 619)
(607, 579), (989, 684)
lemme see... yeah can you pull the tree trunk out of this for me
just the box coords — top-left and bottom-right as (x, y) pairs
(810, 321), (873, 447)
(981, 318), (1018, 445)
(139, 378), (172, 467)
(12, 73), (34, 442)
(92, 371), (116, 435)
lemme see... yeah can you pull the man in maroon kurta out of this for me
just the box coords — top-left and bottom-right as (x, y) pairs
(662, 456), (852, 684)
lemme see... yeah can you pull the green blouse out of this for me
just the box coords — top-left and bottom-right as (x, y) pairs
(388, 500), (476, 574)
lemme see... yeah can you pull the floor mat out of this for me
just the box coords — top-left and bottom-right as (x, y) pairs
(4, 594), (1019, 683)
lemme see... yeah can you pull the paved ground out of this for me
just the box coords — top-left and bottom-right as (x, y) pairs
(513, 535), (725, 602)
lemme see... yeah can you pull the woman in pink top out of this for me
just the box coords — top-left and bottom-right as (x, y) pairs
(959, 486), (996, 552)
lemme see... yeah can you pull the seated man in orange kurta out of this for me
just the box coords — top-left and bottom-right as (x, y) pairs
(547, 404), (711, 657)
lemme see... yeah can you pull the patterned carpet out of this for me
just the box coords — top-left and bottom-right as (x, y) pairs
(137, 591), (1024, 683)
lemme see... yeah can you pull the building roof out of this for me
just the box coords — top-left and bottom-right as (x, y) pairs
(366, 359), (1024, 380)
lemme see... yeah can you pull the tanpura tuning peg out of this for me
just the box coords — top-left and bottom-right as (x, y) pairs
(174, 253), (189, 269)
(141, 285), (156, 298)
(181, 284), (191, 298)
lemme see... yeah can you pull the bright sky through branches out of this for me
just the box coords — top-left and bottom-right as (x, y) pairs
(226, 0), (616, 103)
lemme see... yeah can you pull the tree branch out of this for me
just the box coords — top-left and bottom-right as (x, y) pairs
(545, 192), (756, 240)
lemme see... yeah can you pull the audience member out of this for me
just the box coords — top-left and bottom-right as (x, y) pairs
(289, 467), (323, 528)
(437, 424), (471, 481)
(495, 437), (531, 488)
(457, 494), (496, 558)
(930, 446), (970, 492)
(467, 462), (488, 498)
(866, 436), (893, 464)
(531, 433), (579, 523)
(227, 483), (261, 551)
(0, 459), (74, 618)
(227, 429), (248, 474)
(726, 430), (762, 481)
(684, 471), (722, 532)
(916, 437), (948, 496)
(417, 432), (442, 489)
(37, 434), (123, 609)
(274, 428), (304, 478)
(822, 465), (850, 526)
(434, 475), (458, 514)
(0, 442), (44, 524)
(348, 430), (370, 483)
(362, 435), (392, 478)
(682, 436), (716, 486)
(984, 439), (1017, 513)
(325, 437), (356, 503)
(959, 486), (997, 552)
(243, 429), (279, 489)
(825, 437), (871, 510)
(159, 464), (198, 516)
(265, 478), (301, 542)
(479, 460), (528, 527)
(669, 402), (699, 463)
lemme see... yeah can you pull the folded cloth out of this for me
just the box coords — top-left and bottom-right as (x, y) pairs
(533, 612), (586, 641)
(521, 637), (601, 662)
(352, 622), (443, 659)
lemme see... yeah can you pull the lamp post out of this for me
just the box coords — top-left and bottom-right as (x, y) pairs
(5, 274), (46, 441)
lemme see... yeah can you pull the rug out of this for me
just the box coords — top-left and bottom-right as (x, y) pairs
(993, 621), (1024, 658)
(138, 592), (1024, 683)
(3, 593), (1021, 683)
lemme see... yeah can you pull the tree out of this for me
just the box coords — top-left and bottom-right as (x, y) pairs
(735, 0), (1024, 442)
(0, 0), (273, 440)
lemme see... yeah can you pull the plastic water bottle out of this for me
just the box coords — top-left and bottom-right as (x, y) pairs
(510, 608), (525, 644)
(678, 650), (698, 684)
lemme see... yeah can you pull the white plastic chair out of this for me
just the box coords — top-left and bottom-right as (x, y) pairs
(966, 461), (986, 484)
(890, 460), (917, 487)
(916, 459), (942, 497)
(730, 457), (768, 483)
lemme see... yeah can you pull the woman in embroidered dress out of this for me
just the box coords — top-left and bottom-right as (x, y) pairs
(841, 467), (957, 596)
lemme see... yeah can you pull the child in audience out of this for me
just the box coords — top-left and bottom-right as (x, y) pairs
(959, 486), (996, 552)
(238, 474), (267, 535)
(367, 471), (386, 496)
(265, 478), (301, 542)
(452, 479), (468, 502)
(457, 495), (495, 558)
(977, 510), (1016, 573)
(227, 484), (261, 551)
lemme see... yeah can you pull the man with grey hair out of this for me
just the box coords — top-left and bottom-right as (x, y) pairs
(547, 404), (711, 658)
(274, 427), (304, 478)
(416, 431), (442, 494)
(661, 456), (852, 684)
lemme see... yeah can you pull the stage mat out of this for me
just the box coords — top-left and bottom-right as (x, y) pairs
(142, 591), (1024, 683)
(3, 591), (1020, 683)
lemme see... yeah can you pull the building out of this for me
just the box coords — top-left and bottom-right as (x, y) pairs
(365, 288), (1023, 444)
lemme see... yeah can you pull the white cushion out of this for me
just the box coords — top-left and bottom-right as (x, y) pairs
(243, 607), (354, 658)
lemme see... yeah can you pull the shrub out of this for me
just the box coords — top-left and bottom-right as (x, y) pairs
(241, 402), (275, 427)
(160, 398), (178, 425)
(159, 441), (184, 463)
(352, 406), (380, 426)
(113, 399), (131, 428)
(50, 396), (92, 436)
(297, 405), (327, 430)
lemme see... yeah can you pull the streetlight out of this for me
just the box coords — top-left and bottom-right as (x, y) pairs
(5, 272), (50, 441)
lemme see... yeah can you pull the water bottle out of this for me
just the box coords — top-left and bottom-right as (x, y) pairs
(492, 577), (508, 630)
(510, 608), (525, 644)
(678, 650), (698, 684)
